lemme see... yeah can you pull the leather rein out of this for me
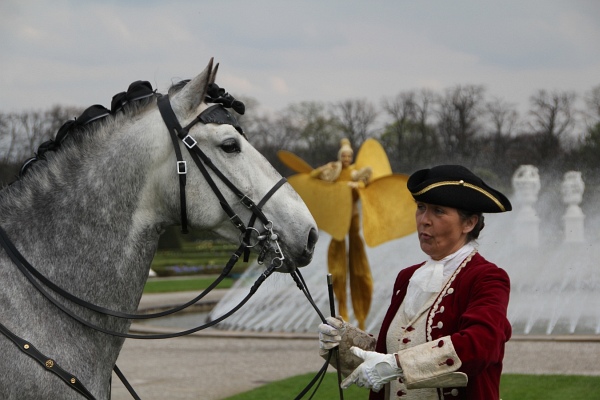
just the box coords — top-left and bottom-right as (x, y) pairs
(0, 94), (297, 399)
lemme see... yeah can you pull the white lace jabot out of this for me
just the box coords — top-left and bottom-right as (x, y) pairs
(403, 244), (475, 320)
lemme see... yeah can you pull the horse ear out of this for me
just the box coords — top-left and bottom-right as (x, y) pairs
(209, 63), (219, 84)
(171, 58), (214, 115)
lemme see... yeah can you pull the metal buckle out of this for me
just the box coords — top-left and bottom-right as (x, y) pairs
(177, 161), (187, 174)
(230, 214), (244, 230)
(240, 195), (255, 209)
(182, 135), (197, 149)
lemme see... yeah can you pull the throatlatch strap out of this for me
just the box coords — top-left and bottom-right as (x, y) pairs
(0, 322), (96, 400)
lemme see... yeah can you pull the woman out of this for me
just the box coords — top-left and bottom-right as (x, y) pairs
(309, 138), (373, 330)
(318, 165), (512, 400)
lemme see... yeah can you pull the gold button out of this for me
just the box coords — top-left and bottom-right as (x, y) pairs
(24, 344), (30, 350)
(71, 378), (77, 384)
(45, 359), (54, 369)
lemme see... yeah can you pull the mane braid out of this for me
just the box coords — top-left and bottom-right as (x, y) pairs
(9, 94), (160, 185)
(6, 76), (245, 188)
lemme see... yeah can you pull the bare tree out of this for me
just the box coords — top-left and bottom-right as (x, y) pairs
(0, 113), (18, 164)
(485, 97), (520, 161)
(280, 101), (340, 166)
(380, 89), (438, 171)
(0, 105), (84, 185)
(571, 85), (600, 173)
(330, 98), (378, 148)
(527, 89), (576, 163)
(382, 90), (417, 162)
(583, 84), (600, 128)
(436, 84), (486, 160)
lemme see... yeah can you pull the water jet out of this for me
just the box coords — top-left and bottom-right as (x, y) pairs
(210, 165), (600, 336)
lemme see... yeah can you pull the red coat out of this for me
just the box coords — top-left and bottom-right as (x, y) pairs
(370, 252), (511, 400)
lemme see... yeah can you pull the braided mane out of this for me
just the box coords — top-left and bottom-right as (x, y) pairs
(12, 79), (245, 184)
(13, 81), (158, 182)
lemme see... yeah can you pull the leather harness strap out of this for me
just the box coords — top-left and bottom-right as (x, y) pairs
(0, 225), (242, 320)
(0, 321), (96, 400)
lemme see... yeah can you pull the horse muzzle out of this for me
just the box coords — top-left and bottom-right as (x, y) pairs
(272, 227), (318, 273)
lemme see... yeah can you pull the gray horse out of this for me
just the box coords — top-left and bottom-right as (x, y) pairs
(0, 59), (318, 399)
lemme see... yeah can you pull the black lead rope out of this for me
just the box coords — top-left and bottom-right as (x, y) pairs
(0, 226), (279, 399)
(290, 269), (344, 400)
(328, 274), (345, 400)
(1, 220), (340, 400)
(0, 226), (278, 340)
(0, 224), (244, 320)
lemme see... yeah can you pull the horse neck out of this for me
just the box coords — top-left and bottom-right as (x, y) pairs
(0, 116), (164, 310)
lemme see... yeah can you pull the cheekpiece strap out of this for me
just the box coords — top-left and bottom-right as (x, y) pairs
(157, 95), (189, 234)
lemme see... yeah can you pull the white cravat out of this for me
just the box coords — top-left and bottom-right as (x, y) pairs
(403, 243), (475, 320)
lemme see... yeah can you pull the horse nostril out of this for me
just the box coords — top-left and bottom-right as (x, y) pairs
(306, 228), (318, 254)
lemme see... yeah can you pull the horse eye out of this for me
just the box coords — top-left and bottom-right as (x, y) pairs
(220, 138), (240, 154)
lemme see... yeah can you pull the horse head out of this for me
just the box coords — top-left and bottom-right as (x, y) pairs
(150, 59), (318, 272)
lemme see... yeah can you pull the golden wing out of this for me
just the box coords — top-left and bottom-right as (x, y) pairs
(358, 174), (417, 247)
(287, 174), (353, 241)
(277, 150), (314, 174)
(354, 138), (392, 181)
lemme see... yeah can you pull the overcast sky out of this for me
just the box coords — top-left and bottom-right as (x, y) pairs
(1, 0), (599, 117)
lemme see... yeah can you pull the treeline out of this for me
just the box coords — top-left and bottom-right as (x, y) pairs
(2, 84), (600, 194)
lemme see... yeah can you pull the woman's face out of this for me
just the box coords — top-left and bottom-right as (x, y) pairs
(415, 202), (476, 260)
(340, 150), (353, 168)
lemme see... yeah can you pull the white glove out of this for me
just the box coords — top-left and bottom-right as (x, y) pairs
(318, 316), (345, 350)
(340, 347), (403, 392)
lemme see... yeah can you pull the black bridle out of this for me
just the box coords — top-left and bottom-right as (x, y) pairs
(0, 91), (340, 400)
(157, 93), (287, 264)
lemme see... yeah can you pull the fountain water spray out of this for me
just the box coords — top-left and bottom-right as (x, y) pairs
(210, 165), (600, 335)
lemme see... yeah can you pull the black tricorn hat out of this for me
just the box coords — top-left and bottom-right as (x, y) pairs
(407, 165), (512, 213)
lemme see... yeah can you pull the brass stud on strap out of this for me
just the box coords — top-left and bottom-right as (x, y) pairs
(459, 180), (465, 185)
(45, 359), (54, 369)
(23, 344), (30, 350)
(70, 378), (77, 384)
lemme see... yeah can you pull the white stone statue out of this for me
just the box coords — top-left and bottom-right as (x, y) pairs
(561, 171), (585, 243)
(512, 165), (541, 247)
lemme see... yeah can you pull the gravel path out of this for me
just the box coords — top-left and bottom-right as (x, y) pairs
(109, 291), (600, 400)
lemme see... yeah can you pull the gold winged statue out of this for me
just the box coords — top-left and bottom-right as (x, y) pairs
(278, 138), (416, 329)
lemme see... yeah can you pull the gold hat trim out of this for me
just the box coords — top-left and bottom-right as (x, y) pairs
(411, 180), (506, 212)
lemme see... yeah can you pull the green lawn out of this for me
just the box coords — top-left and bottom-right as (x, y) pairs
(147, 239), (600, 400)
(221, 372), (600, 400)
(142, 276), (235, 293)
